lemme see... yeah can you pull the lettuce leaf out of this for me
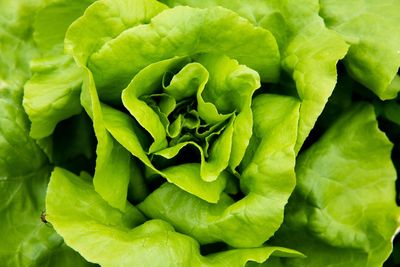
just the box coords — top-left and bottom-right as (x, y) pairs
(62, 0), (298, 251)
(22, 0), (95, 139)
(270, 104), (400, 266)
(66, 0), (279, 103)
(46, 167), (303, 267)
(160, 0), (349, 152)
(0, 1), (95, 266)
(1, 0), (399, 266)
(138, 94), (299, 247)
(64, 0), (282, 211)
(320, 0), (400, 100)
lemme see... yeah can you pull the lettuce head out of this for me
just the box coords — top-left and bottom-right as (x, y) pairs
(1, 0), (400, 266)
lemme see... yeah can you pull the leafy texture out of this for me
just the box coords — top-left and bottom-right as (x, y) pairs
(269, 104), (400, 267)
(138, 94), (300, 247)
(23, 1), (301, 264)
(23, 55), (82, 139)
(22, 0), (95, 139)
(63, 0), (297, 251)
(0, 85), (54, 266)
(160, 0), (349, 152)
(2, 0), (399, 266)
(0, 0), (95, 266)
(320, 0), (400, 100)
(81, 4), (280, 103)
(46, 167), (303, 267)
(62, 0), (169, 211)
(64, 0), (284, 213)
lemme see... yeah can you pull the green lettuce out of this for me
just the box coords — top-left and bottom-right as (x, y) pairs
(270, 104), (400, 266)
(320, 0), (400, 100)
(0, 0), (95, 266)
(160, 0), (349, 152)
(1, 0), (399, 266)
(52, 0), (301, 259)
(46, 167), (303, 267)
(23, 0), (95, 140)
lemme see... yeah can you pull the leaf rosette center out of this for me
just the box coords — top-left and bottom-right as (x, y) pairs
(63, 0), (299, 248)
(121, 54), (260, 194)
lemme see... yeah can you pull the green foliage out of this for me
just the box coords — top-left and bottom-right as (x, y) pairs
(1, 0), (399, 266)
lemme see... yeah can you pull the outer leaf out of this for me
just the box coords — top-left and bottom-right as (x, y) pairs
(0, 89), (47, 179)
(0, 87), (92, 267)
(271, 229), (369, 267)
(0, 0), (39, 86)
(65, 0), (168, 63)
(270, 104), (400, 266)
(138, 94), (300, 247)
(87, 5), (279, 102)
(0, 2), (93, 265)
(22, 0), (96, 139)
(32, 0), (95, 54)
(23, 55), (82, 139)
(46, 167), (303, 267)
(77, 64), (132, 212)
(0, 161), (90, 267)
(320, 0), (400, 100)
(65, 0), (168, 102)
(65, 0), (168, 211)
